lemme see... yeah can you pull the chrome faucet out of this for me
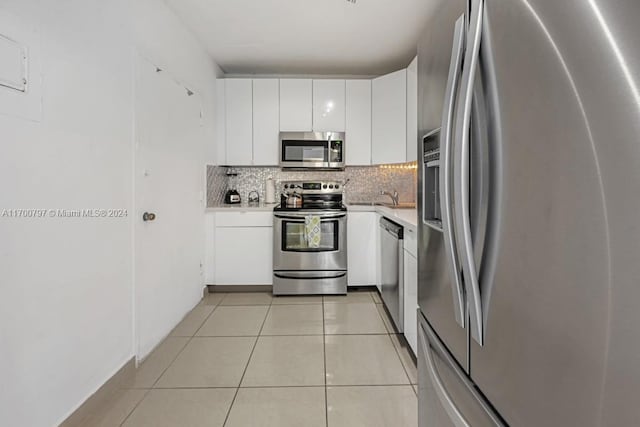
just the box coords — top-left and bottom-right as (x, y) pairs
(380, 190), (400, 206)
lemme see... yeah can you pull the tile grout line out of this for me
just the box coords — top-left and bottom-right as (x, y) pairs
(222, 294), (273, 426)
(116, 388), (151, 427)
(119, 297), (224, 426)
(191, 332), (389, 338)
(372, 291), (414, 386)
(323, 295), (329, 427)
(134, 383), (413, 390)
(388, 334), (413, 386)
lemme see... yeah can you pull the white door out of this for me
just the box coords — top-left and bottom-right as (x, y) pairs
(134, 55), (205, 358)
(225, 79), (253, 165)
(345, 80), (372, 165)
(279, 79), (312, 131)
(252, 79), (279, 166)
(313, 79), (345, 131)
(372, 69), (407, 164)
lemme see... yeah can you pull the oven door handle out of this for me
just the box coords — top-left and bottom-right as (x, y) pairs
(274, 271), (347, 280)
(274, 213), (346, 220)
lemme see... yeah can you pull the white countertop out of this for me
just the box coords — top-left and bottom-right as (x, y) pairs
(206, 204), (276, 212)
(345, 203), (418, 231)
(207, 203), (418, 231)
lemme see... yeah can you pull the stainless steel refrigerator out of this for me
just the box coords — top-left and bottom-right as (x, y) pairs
(416, 0), (640, 425)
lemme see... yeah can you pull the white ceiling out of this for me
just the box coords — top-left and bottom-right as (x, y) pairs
(165, 0), (436, 76)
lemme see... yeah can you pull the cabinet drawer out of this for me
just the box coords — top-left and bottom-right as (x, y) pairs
(404, 226), (417, 258)
(215, 211), (273, 227)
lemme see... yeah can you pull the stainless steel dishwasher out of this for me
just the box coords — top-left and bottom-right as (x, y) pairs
(379, 217), (404, 333)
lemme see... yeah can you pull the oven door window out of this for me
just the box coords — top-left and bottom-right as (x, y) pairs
(282, 140), (328, 163)
(282, 220), (338, 252)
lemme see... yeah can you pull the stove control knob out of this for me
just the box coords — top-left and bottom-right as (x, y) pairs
(322, 184), (328, 189)
(329, 184), (334, 189)
(335, 184), (340, 189)
(284, 184), (289, 189)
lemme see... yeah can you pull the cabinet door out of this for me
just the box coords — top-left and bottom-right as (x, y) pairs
(345, 80), (372, 165)
(252, 79), (279, 166)
(375, 214), (382, 292)
(205, 213), (215, 284)
(347, 212), (377, 286)
(280, 79), (312, 131)
(372, 69), (407, 164)
(313, 79), (345, 132)
(403, 250), (418, 355)
(215, 79), (226, 165)
(225, 79), (253, 165)
(214, 227), (273, 285)
(406, 56), (418, 162)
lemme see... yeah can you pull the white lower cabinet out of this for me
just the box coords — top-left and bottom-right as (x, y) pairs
(213, 212), (273, 285)
(347, 212), (377, 286)
(403, 248), (418, 355)
(375, 213), (383, 293)
(205, 213), (216, 284)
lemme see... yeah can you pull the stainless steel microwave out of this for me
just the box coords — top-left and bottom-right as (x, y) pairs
(279, 132), (345, 170)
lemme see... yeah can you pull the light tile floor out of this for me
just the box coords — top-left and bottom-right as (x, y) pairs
(87, 290), (418, 427)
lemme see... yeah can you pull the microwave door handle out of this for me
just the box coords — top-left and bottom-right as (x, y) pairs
(454, 0), (485, 345)
(438, 14), (467, 329)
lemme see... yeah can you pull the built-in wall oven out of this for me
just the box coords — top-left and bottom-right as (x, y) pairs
(279, 132), (345, 170)
(273, 181), (347, 295)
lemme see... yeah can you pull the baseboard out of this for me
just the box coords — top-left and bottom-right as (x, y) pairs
(207, 284), (273, 293)
(60, 357), (135, 427)
(206, 285), (376, 293)
(347, 285), (378, 292)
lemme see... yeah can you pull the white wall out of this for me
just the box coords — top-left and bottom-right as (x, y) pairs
(134, 0), (223, 166)
(0, 1), (221, 425)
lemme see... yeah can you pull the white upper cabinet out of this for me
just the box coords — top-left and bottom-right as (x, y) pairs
(215, 79), (226, 165)
(372, 69), (407, 165)
(252, 79), (280, 166)
(313, 79), (345, 132)
(225, 79), (253, 165)
(406, 56), (418, 162)
(345, 80), (372, 165)
(280, 79), (312, 131)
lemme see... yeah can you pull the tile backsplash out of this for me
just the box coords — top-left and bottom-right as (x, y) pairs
(206, 164), (417, 207)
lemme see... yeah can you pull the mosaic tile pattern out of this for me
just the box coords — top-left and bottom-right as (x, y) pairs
(206, 164), (417, 207)
(206, 165), (229, 206)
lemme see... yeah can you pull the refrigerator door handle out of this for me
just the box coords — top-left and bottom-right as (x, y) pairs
(454, 0), (485, 345)
(419, 320), (471, 427)
(439, 14), (467, 329)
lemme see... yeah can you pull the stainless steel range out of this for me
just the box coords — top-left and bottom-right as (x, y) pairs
(273, 181), (347, 295)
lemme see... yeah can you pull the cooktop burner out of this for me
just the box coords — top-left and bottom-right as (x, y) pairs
(273, 203), (347, 212)
(276, 180), (346, 212)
